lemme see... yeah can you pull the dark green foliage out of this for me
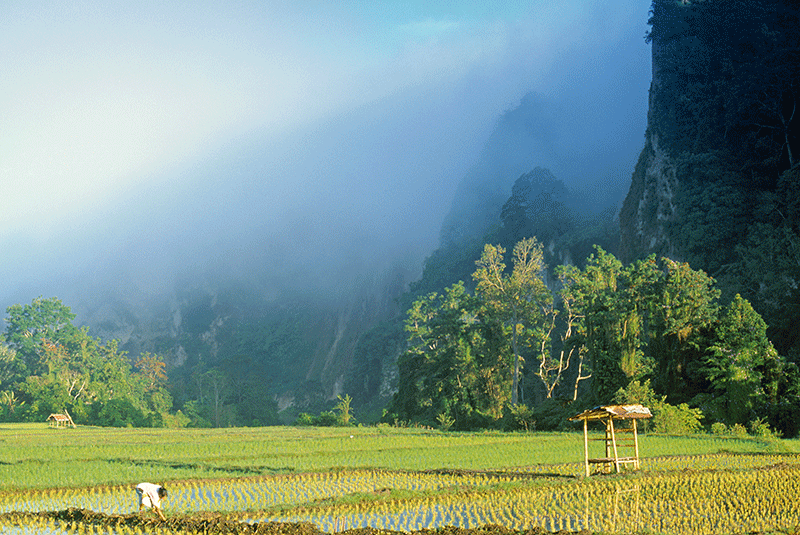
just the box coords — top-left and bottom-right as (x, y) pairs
(294, 408), (347, 427)
(646, 0), (799, 173)
(557, 249), (658, 402)
(391, 242), (785, 432)
(92, 398), (147, 427)
(502, 403), (536, 431)
(622, 1), (800, 399)
(647, 257), (720, 400)
(698, 295), (783, 425)
(529, 398), (572, 431)
(386, 281), (511, 429)
(555, 247), (797, 433)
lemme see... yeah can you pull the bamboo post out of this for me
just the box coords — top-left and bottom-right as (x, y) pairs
(609, 417), (620, 473)
(633, 419), (640, 469)
(583, 418), (590, 477)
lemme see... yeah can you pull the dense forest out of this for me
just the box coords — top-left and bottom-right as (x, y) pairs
(2, 0), (799, 435)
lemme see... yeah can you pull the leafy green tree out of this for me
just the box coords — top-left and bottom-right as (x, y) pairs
(559, 248), (722, 405)
(473, 237), (552, 405)
(648, 258), (720, 400)
(389, 281), (509, 428)
(4, 297), (78, 375)
(557, 247), (655, 402)
(0, 340), (21, 390)
(700, 294), (783, 425)
(335, 394), (354, 426)
(1, 297), (177, 426)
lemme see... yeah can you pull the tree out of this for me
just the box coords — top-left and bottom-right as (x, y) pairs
(388, 281), (509, 428)
(554, 265), (592, 401)
(472, 237), (552, 405)
(558, 248), (719, 403)
(4, 297), (78, 375)
(2, 297), (174, 427)
(335, 394), (353, 426)
(557, 247), (652, 402)
(700, 294), (782, 425)
(135, 352), (168, 392)
(648, 258), (720, 400)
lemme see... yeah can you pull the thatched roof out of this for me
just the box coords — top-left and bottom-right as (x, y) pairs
(569, 404), (652, 421)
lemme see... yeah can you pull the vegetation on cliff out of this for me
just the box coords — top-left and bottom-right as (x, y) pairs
(620, 0), (800, 361)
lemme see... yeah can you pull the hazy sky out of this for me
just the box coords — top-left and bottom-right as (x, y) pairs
(1, 0), (653, 306)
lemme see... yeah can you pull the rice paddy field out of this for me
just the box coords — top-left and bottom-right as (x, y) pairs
(1, 423), (799, 534)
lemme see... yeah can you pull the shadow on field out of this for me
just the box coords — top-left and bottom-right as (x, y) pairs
(107, 457), (287, 476)
(421, 468), (577, 480)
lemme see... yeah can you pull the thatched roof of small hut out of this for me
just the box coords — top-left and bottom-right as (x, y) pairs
(569, 404), (652, 421)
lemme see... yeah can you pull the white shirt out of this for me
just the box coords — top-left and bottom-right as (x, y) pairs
(136, 482), (164, 508)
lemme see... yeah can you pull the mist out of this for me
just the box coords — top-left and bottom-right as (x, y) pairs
(1, 1), (652, 315)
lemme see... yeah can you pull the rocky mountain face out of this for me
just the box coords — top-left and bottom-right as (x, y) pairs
(619, 0), (800, 354)
(76, 264), (413, 424)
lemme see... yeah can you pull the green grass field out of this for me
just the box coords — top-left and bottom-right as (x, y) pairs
(1, 423), (799, 534)
(2, 423), (797, 490)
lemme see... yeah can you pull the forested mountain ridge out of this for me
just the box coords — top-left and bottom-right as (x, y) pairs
(619, 0), (800, 356)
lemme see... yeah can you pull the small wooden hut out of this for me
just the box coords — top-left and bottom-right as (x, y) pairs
(569, 404), (652, 477)
(47, 410), (76, 428)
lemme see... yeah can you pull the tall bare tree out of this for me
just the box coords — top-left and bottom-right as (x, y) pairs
(473, 237), (551, 405)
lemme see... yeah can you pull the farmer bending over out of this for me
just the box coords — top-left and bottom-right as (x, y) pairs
(135, 482), (167, 520)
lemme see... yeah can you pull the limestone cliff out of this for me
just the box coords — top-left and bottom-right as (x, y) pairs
(620, 0), (800, 353)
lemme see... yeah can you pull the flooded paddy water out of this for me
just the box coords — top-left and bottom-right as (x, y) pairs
(1, 455), (799, 534)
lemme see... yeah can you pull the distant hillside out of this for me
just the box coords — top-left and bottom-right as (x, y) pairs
(412, 166), (620, 300)
(439, 93), (630, 250)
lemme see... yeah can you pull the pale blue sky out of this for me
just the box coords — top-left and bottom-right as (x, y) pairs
(1, 0), (653, 302)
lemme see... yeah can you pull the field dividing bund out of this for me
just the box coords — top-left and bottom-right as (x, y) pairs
(1, 424), (799, 534)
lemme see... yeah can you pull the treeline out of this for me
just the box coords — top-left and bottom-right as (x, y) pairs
(0, 297), (176, 427)
(384, 239), (800, 438)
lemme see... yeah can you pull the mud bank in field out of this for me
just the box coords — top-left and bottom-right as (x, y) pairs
(0, 508), (575, 534)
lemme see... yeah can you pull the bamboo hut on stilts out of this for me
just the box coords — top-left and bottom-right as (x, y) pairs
(569, 404), (652, 477)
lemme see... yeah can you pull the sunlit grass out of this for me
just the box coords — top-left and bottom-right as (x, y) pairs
(1, 423), (800, 534)
(1, 423), (797, 491)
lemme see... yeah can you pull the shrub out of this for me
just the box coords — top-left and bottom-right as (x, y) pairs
(710, 422), (727, 435)
(314, 411), (339, 427)
(615, 379), (702, 434)
(295, 412), (315, 426)
(652, 402), (703, 435)
(531, 399), (572, 431)
(93, 399), (147, 427)
(750, 417), (782, 439)
(503, 404), (535, 432)
(436, 412), (454, 431)
(731, 423), (749, 438)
